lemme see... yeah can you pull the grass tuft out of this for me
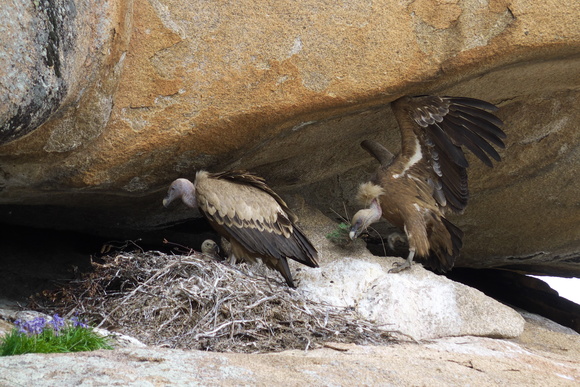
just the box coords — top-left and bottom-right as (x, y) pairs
(0, 315), (113, 356)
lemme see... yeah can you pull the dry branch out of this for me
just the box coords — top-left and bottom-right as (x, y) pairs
(34, 251), (395, 353)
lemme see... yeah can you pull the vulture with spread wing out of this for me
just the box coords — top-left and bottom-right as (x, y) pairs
(350, 95), (506, 273)
(163, 170), (319, 287)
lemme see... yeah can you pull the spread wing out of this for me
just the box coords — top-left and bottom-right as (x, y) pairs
(195, 170), (318, 268)
(392, 95), (506, 213)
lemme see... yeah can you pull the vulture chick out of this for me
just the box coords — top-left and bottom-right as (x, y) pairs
(163, 170), (319, 287)
(350, 95), (506, 273)
(201, 239), (222, 261)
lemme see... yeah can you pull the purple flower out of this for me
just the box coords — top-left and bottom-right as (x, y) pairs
(13, 313), (90, 336)
(50, 314), (66, 332)
(15, 316), (47, 335)
(71, 315), (88, 329)
(14, 319), (27, 334)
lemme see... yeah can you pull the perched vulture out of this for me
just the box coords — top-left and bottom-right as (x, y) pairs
(350, 95), (506, 273)
(163, 170), (319, 287)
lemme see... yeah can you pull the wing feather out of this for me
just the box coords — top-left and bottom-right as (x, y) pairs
(425, 121), (469, 168)
(196, 171), (318, 268)
(397, 95), (505, 213)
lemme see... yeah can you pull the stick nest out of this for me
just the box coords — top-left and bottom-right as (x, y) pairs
(34, 251), (395, 353)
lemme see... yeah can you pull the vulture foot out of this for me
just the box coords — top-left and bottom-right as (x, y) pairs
(389, 260), (413, 273)
(388, 249), (415, 273)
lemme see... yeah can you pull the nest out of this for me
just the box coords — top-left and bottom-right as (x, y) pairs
(34, 250), (395, 353)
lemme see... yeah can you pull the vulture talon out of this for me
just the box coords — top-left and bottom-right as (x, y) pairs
(389, 261), (413, 273)
(351, 95), (505, 273)
(389, 249), (415, 273)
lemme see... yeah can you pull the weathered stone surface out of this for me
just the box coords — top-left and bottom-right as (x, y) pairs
(0, 0), (579, 276)
(293, 202), (524, 340)
(0, 320), (578, 386)
(301, 260), (524, 340)
(0, 0), (131, 145)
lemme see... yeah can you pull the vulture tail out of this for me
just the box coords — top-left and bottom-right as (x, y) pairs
(270, 256), (295, 288)
(288, 225), (319, 268)
(425, 217), (464, 273)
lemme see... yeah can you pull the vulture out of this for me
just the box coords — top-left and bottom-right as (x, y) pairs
(201, 239), (222, 261)
(350, 95), (506, 273)
(163, 170), (319, 287)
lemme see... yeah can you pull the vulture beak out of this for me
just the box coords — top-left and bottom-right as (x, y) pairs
(349, 200), (382, 240)
(162, 188), (176, 207)
(349, 213), (367, 240)
(162, 181), (181, 208)
(349, 222), (361, 240)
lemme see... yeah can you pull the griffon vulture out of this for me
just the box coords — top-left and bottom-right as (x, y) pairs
(350, 95), (506, 273)
(163, 170), (319, 287)
(201, 239), (222, 261)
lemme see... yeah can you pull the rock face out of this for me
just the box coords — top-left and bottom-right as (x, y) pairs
(301, 260), (524, 340)
(0, 0), (131, 144)
(1, 0), (580, 276)
(0, 324), (578, 386)
(294, 203), (525, 340)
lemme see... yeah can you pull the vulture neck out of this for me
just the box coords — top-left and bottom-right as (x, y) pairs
(181, 180), (198, 209)
(365, 198), (383, 225)
(350, 198), (383, 240)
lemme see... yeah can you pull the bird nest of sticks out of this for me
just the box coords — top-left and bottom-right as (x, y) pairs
(33, 250), (395, 353)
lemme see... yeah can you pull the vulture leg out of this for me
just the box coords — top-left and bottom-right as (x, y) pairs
(387, 232), (407, 251)
(389, 249), (415, 273)
(227, 252), (237, 265)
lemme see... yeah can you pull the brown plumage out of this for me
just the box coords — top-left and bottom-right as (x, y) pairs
(350, 95), (506, 273)
(163, 170), (319, 287)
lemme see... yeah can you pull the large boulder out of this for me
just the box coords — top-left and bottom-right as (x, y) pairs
(294, 203), (525, 340)
(0, 0), (579, 276)
(0, 325), (578, 386)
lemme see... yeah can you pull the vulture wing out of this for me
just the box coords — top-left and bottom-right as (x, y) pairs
(195, 170), (318, 268)
(392, 95), (505, 213)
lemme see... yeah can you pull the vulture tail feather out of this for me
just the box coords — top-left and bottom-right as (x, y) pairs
(446, 97), (499, 112)
(448, 104), (504, 128)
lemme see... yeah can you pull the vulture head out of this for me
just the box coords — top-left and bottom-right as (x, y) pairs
(349, 182), (385, 240)
(349, 198), (382, 240)
(163, 178), (197, 209)
(201, 239), (221, 260)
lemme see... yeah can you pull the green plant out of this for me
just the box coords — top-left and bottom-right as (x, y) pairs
(0, 314), (113, 356)
(325, 222), (352, 247)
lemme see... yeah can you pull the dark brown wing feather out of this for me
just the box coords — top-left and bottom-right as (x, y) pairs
(220, 220), (318, 268)
(405, 95), (505, 213)
(199, 170), (318, 268)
